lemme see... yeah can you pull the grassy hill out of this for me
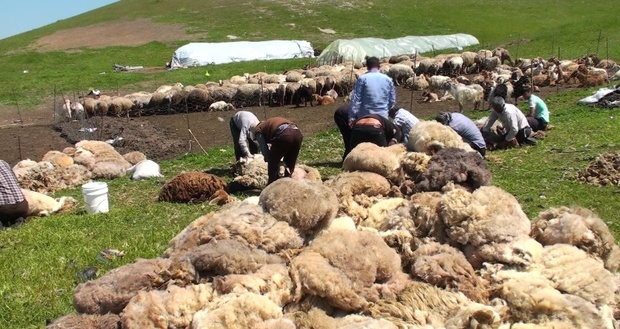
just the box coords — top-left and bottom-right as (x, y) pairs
(1, 0), (619, 108)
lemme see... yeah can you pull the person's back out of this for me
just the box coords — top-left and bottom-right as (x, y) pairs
(528, 94), (549, 122)
(390, 108), (419, 144)
(349, 57), (396, 123)
(448, 113), (486, 149)
(0, 159), (28, 226)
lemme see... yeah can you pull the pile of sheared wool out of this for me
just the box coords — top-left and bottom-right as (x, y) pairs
(48, 160), (620, 328)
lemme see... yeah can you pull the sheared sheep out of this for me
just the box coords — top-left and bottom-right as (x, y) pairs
(228, 154), (268, 192)
(21, 189), (76, 217)
(259, 178), (338, 235)
(126, 160), (163, 180)
(414, 147), (491, 193)
(208, 100), (236, 112)
(408, 120), (475, 155)
(158, 171), (227, 203)
(531, 206), (620, 271)
(343, 143), (407, 183)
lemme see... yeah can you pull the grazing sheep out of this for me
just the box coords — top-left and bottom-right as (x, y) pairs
(388, 63), (415, 86)
(158, 172), (228, 203)
(441, 80), (483, 112)
(108, 96), (134, 117)
(443, 55), (464, 76)
(259, 178), (338, 235)
(122, 151), (147, 165)
(21, 189), (77, 217)
(414, 147), (491, 193)
(343, 143), (407, 183)
(493, 47), (514, 65)
(408, 120), (474, 155)
(531, 206), (620, 271)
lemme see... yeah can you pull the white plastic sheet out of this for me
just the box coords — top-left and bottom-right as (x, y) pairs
(170, 40), (314, 68)
(316, 34), (479, 65)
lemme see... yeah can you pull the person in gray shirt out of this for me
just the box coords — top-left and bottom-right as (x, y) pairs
(230, 111), (260, 161)
(389, 107), (419, 144)
(436, 111), (487, 157)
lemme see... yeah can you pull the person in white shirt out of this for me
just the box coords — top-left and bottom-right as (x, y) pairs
(483, 96), (536, 148)
(230, 111), (260, 161)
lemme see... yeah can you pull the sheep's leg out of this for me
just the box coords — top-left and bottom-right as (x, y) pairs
(458, 102), (464, 113)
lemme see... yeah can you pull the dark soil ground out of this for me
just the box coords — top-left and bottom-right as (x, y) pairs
(0, 84), (574, 166)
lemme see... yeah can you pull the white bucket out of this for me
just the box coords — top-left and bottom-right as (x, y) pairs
(82, 182), (109, 214)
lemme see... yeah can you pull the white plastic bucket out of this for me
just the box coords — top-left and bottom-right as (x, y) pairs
(82, 182), (109, 214)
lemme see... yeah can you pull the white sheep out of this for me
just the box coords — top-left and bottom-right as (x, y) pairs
(21, 189), (76, 217)
(441, 80), (483, 112)
(428, 75), (451, 92)
(387, 64), (414, 86)
(208, 101), (236, 112)
(126, 160), (164, 180)
(444, 55), (464, 76)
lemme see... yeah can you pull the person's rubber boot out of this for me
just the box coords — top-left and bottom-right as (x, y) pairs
(524, 136), (537, 146)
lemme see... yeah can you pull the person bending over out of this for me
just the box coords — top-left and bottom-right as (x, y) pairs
(483, 96), (536, 149)
(230, 110), (260, 161)
(0, 159), (28, 227)
(347, 114), (401, 158)
(252, 117), (303, 185)
(389, 107), (419, 145)
(435, 111), (486, 157)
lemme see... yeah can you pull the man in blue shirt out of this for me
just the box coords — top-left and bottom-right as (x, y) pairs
(436, 112), (487, 157)
(348, 56), (396, 126)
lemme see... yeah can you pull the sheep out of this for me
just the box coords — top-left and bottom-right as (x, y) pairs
(127, 160), (163, 180)
(124, 91), (152, 111)
(311, 94), (335, 105)
(408, 120), (474, 155)
(481, 56), (502, 71)
(387, 63), (415, 86)
(428, 75), (451, 92)
(421, 90), (439, 103)
(21, 189), (77, 217)
(108, 96), (134, 117)
(324, 171), (392, 199)
(343, 143), (407, 183)
(208, 100), (236, 111)
(158, 172), (228, 203)
(259, 178), (338, 235)
(228, 154), (268, 192)
(493, 47), (514, 65)
(569, 69), (609, 87)
(42, 150), (74, 167)
(293, 84), (314, 107)
(61, 98), (84, 119)
(156, 82), (184, 94)
(531, 206), (620, 271)
(228, 74), (249, 84)
(440, 81), (485, 111)
(443, 55), (464, 77)
(285, 70), (304, 83)
(324, 88), (338, 99)
(184, 88), (212, 111)
(414, 147), (491, 193)
(460, 51), (480, 73)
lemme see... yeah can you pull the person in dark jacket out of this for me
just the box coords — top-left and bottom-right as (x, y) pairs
(252, 117), (303, 185)
(334, 102), (353, 161)
(346, 114), (401, 158)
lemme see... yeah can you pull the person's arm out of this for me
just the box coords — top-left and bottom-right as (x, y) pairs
(527, 98), (536, 117)
(482, 111), (498, 132)
(348, 80), (364, 125)
(255, 132), (270, 160)
(238, 128), (253, 158)
(504, 111), (519, 142)
(388, 82), (396, 111)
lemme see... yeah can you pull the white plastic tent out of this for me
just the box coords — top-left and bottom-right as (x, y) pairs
(316, 34), (479, 65)
(169, 40), (314, 68)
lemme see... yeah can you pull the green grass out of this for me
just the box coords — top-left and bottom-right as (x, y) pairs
(1, 0), (620, 327)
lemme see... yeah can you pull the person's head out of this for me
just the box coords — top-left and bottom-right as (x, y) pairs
(435, 112), (452, 125)
(366, 56), (380, 70)
(522, 84), (533, 99)
(490, 96), (506, 113)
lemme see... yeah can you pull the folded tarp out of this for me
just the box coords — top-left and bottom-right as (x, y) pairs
(170, 40), (314, 68)
(316, 34), (479, 65)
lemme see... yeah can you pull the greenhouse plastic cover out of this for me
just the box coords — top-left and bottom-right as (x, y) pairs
(316, 34), (479, 65)
(170, 40), (314, 68)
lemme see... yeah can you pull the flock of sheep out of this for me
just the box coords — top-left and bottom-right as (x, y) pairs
(45, 119), (620, 329)
(59, 48), (620, 120)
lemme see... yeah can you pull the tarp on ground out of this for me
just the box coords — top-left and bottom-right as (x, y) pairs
(316, 34), (479, 65)
(169, 40), (314, 68)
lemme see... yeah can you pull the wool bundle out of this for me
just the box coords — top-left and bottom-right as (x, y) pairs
(415, 147), (491, 193)
(46, 314), (120, 329)
(343, 143), (406, 182)
(531, 206), (620, 271)
(259, 178), (338, 235)
(158, 171), (227, 203)
(164, 203), (303, 258)
(408, 120), (474, 155)
(14, 160), (91, 194)
(576, 152), (620, 186)
(122, 151), (147, 165)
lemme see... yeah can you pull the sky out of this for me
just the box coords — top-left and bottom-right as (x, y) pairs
(0, 0), (118, 40)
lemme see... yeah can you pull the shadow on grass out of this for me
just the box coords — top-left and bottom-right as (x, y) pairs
(203, 167), (232, 178)
(307, 161), (343, 169)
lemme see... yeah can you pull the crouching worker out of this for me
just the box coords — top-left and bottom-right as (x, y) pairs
(435, 111), (487, 157)
(347, 114), (402, 158)
(334, 102), (353, 161)
(230, 110), (260, 161)
(522, 85), (550, 132)
(389, 107), (419, 145)
(483, 96), (536, 149)
(0, 159), (28, 227)
(252, 117), (303, 185)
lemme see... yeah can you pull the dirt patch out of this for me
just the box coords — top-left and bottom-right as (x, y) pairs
(0, 82), (574, 167)
(53, 117), (186, 162)
(31, 18), (206, 52)
(577, 153), (620, 186)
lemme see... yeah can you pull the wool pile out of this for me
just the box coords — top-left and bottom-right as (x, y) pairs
(576, 152), (620, 186)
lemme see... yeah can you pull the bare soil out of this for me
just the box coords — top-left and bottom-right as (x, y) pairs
(0, 84), (574, 166)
